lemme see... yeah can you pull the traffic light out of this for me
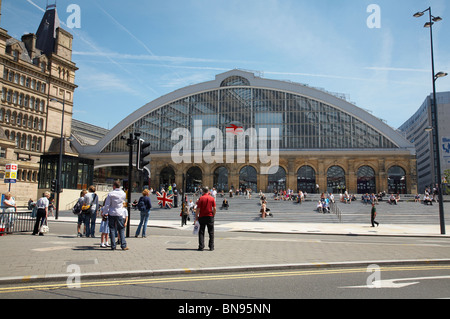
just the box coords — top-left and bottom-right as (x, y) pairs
(137, 139), (151, 171)
(51, 179), (58, 193)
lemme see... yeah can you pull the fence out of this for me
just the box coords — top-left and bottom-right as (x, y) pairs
(0, 207), (35, 236)
(330, 202), (343, 223)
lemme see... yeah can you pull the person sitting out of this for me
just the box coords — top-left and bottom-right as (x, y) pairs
(388, 194), (397, 205)
(316, 200), (323, 213)
(423, 194), (433, 205)
(221, 199), (229, 210)
(414, 194), (421, 203)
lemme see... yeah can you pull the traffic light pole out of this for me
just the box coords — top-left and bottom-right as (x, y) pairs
(124, 132), (151, 238)
(126, 132), (133, 238)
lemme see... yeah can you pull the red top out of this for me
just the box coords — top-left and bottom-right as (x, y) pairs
(197, 194), (216, 217)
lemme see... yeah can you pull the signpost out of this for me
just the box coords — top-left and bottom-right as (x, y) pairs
(4, 164), (18, 191)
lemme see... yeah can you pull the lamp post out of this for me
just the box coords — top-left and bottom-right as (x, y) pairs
(414, 7), (447, 235)
(50, 91), (66, 221)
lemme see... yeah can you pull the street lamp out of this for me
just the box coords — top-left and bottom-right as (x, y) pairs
(414, 7), (447, 235)
(50, 92), (66, 221)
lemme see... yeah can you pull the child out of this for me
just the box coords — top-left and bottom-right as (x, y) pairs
(99, 205), (110, 248)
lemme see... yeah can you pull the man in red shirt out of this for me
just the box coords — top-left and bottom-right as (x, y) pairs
(195, 187), (217, 251)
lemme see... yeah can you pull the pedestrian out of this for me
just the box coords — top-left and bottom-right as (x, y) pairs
(103, 181), (129, 251)
(2, 192), (16, 231)
(32, 191), (50, 236)
(371, 202), (379, 227)
(83, 185), (99, 238)
(195, 187), (216, 251)
(180, 198), (189, 227)
(135, 189), (152, 238)
(77, 190), (87, 237)
(99, 205), (110, 248)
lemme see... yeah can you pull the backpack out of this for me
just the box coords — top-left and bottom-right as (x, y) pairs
(73, 200), (82, 215)
(137, 197), (147, 212)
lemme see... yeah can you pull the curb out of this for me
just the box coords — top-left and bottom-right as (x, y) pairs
(1, 258), (450, 286)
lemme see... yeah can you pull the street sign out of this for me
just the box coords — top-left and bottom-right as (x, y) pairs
(4, 164), (18, 184)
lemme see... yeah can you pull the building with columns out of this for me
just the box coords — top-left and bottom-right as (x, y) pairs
(0, 3), (78, 204)
(74, 69), (418, 195)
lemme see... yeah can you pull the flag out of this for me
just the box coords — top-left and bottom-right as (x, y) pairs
(157, 191), (173, 209)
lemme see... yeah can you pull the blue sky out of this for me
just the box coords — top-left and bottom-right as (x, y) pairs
(2, 0), (449, 130)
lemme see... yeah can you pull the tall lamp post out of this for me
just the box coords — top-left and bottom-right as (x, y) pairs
(50, 91), (66, 221)
(414, 7), (447, 235)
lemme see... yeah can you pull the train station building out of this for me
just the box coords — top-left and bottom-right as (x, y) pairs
(74, 69), (417, 195)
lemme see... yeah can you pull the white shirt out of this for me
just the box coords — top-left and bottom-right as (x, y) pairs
(103, 188), (126, 217)
(36, 197), (49, 209)
(84, 192), (99, 212)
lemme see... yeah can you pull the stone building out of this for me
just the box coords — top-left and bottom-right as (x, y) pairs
(0, 3), (77, 204)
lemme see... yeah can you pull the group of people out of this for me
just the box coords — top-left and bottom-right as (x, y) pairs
(74, 182), (153, 250)
(316, 193), (334, 213)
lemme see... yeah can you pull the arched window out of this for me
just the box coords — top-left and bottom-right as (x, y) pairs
(239, 166), (257, 193)
(213, 166), (229, 192)
(36, 137), (42, 152)
(357, 166), (376, 194)
(388, 166), (407, 195)
(220, 76), (250, 87)
(327, 166), (346, 194)
(186, 166), (203, 193)
(268, 166), (286, 193)
(297, 166), (316, 193)
(159, 166), (175, 190)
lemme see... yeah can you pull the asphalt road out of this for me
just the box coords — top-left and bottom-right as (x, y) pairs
(1, 264), (449, 300)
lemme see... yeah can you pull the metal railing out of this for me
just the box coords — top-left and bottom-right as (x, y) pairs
(0, 206), (35, 235)
(330, 202), (343, 223)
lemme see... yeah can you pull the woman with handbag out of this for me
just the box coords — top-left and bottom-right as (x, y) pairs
(32, 191), (50, 236)
(83, 186), (98, 238)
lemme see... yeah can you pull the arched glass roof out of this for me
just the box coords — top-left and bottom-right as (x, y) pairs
(83, 70), (414, 156)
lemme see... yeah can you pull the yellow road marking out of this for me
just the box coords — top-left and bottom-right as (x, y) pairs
(1, 265), (450, 294)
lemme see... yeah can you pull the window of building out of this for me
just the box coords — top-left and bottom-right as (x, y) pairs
(297, 166), (316, 193)
(239, 166), (257, 193)
(357, 166), (376, 194)
(327, 166), (346, 193)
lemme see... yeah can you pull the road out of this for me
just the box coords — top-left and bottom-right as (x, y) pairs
(0, 225), (449, 300)
(1, 264), (449, 300)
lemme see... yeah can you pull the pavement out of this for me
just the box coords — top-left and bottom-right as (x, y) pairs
(0, 213), (449, 286)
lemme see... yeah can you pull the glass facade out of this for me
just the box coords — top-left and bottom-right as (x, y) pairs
(39, 155), (94, 191)
(101, 82), (398, 155)
(89, 74), (415, 195)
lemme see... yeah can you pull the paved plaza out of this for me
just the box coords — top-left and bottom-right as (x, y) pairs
(0, 194), (449, 285)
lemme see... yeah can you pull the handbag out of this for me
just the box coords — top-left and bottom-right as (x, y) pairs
(40, 220), (49, 234)
(82, 194), (97, 214)
(193, 221), (200, 235)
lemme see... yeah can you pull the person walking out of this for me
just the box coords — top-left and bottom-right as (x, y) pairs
(103, 181), (128, 251)
(371, 202), (379, 227)
(32, 191), (50, 236)
(83, 186), (99, 238)
(77, 190), (87, 237)
(135, 189), (152, 238)
(195, 187), (216, 251)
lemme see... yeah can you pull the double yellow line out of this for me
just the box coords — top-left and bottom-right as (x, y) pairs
(1, 265), (449, 295)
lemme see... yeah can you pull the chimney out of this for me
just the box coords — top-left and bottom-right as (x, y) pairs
(22, 33), (37, 59)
